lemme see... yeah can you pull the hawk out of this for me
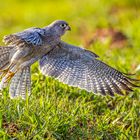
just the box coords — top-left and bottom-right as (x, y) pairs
(0, 20), (139, 99)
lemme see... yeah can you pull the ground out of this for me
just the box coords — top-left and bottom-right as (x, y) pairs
(0, 0), (140, 139)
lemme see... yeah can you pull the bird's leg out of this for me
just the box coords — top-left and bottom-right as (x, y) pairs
(0, 63), (13, 78)
(0, 68), (10, 78)
(4, 71), (15, 83)
(0, 63), (17, 83)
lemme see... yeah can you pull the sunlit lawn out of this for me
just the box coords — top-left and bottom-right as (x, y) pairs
(0, 0), (140, 139)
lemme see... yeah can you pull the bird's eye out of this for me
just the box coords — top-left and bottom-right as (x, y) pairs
(60, 24), (67, 28)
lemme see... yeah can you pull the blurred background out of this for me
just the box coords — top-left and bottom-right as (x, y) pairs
(0, 0), (140, 72)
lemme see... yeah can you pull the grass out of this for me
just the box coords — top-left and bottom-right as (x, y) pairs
(0, 0), (140, 139)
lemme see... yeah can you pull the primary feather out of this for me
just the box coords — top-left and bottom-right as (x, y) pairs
(39, 41), (140, 96)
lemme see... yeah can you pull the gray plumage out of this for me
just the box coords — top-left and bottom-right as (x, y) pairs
(4, 28), (45, 46)
(0, 20), (139, 99)
(9, 66), (31, 99)
(39, 41), (139, 96)
(0, 46), (14, 69)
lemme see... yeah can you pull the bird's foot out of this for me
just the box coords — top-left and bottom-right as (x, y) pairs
(4, 71), (15, 83)
(0, 68), (9, 78)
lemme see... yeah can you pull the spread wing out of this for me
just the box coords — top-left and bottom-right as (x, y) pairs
(39, 41), (139, 96)
(3, 27), (45, 47)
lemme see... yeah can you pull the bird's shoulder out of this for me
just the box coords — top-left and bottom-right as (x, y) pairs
(58, 41), (99, 60)
(21, 27), (45, 36)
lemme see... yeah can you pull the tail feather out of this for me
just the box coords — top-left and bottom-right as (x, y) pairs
(9, 66), (31, 99)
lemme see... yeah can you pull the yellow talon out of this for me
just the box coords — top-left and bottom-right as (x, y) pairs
(4, 71), (15, 83)
(0, 63), (13, 78)
(0, 69), (9, 78)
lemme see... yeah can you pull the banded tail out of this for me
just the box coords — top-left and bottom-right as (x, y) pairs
(9, 66), (31, 99)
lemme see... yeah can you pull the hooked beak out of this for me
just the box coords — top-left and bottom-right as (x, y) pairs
(66, 25), (71, 31)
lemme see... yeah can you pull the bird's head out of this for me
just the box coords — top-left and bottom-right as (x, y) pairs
(48, 20), (71, 36)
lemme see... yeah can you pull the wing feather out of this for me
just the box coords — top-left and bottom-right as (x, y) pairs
(39, 41), (140, 96)
(3, 27), (45, 47)
(0, 46), (14, 70)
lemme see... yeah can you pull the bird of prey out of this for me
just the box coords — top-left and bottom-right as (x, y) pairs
(0, 20), (139, 99)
